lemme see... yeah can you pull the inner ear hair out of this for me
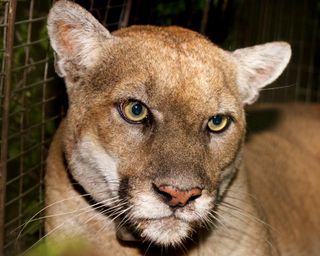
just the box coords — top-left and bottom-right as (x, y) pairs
(47, 0), (114, 74)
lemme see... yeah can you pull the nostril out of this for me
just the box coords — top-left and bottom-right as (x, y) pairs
(152, 183), (173, 203)
(153, 184), (202, 207)
(189, 194), (201, 201)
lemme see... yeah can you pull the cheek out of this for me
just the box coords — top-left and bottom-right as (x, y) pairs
(69, 135), (120, 202)
(96, 111), (146, 154)
(208, 123), (245, 166)
(90, 109), (152, 182)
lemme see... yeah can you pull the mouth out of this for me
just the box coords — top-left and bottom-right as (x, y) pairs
(115, 205), (209, 247)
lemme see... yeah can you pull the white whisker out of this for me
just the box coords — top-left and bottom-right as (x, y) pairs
(16, 193), (91, 240)
(261, 83), (296, 91)
(219, 201), (271, 228)
(22, 222), (65, 256)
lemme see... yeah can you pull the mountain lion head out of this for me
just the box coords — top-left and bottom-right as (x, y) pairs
(47, 0), (291, 247)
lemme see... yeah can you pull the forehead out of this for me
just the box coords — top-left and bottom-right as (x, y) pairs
(95, 27), (241, 114)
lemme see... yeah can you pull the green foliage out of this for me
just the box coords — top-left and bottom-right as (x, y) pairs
(25, 237), (90, 256)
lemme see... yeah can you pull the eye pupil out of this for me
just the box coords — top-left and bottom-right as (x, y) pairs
(131, 103), (143, 116)
(212, 115), (222, 125)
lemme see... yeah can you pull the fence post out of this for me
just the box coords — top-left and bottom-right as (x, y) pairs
(119, 0), (132, 28)
(0, 0), (17, 255)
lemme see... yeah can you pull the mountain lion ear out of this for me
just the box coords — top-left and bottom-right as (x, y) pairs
(47, 0), (115, 77)
(232, 42), (291, 104)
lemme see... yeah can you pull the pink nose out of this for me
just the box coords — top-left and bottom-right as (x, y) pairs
(156, 185), (202, 207)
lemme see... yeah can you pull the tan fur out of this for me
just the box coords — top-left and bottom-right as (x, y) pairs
(44, 1), (320, 255)
(244, 104), (320, 255)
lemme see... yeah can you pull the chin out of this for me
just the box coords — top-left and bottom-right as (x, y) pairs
(137, 217), (193, 247)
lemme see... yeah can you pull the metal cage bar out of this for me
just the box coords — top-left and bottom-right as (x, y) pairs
(0, 1), (17, 255)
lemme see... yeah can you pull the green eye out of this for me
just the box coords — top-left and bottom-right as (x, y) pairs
(208, 115), (230, 132)
(120, 100), (149, 123)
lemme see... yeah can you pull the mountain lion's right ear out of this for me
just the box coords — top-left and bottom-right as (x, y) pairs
(47, 0), (116, 77)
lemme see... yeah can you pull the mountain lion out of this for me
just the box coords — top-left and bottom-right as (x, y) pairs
(44, 1), (320, 255)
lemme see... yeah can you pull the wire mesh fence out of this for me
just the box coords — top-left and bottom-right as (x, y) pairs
(0, 1), (51, 254)
(231, 0), (320, 103)
(0, 0), (319, 255)
(0, 0), (131, 255)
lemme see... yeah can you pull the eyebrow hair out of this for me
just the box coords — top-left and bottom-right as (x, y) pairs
(112, 81), (149, 103)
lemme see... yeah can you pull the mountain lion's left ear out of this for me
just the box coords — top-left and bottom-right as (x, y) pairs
(232, 42), (291, 104)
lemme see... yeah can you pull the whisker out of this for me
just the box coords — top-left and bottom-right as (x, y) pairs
(98, 202), (128, 217)
(176, 238), (189, 256)
(261, 83), (296, 91)
(17, 195), (122, 235)
(218, 203), (277, 251)
(15, 193), (91, 240)
(21, 221), (65, 256)
(109, 206), (133, 223)
(144, 241), (154, 256)
(95, 205), (134, 235)
(207, 211), (229, 232)
(214, 206), (276, 252)
(115, 213), (133, 234)
(23, 198), (127, 254)
(194, 211), (214, 231)
(219, 201), (271, 228)
(17, 195), (123, 244)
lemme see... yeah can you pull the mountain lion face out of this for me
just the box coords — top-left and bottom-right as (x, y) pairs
(47, 0), (291, 247)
